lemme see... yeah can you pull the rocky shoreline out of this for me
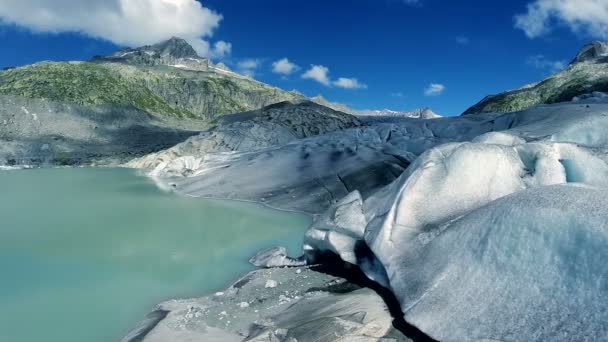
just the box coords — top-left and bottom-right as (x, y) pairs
(122, 260), (435, 342)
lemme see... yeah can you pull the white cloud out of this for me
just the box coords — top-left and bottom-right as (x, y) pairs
(515, 0), (608, 39)
(211, 41), (232, 59)
(302, 65), (331, 86)
(272, 58), (299, 76)
(0, 0), (229, 57)
(302, 64), (368, 90)
(333, 77), (367, 89)
(391, 92), (404, 97)
(526, 54), (566, 72)
(237, 59), (260, 77)
(424, 83), (445, 96)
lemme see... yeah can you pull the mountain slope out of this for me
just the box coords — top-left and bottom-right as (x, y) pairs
(0, 38), (304, 121)
(0, 94), (202, 166)
(464, 41), (608, 115)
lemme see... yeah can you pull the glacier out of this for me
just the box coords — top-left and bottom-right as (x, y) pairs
(145, 102), (608, 213)
(132, 99), (608, 341)
(304, 142), (608, 341)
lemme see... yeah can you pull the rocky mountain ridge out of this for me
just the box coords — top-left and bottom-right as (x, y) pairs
(92, 37), (239, 76)
(464, 41), (608, 114)
(0, 38), (304, 121)
(570, 41), (608, 64)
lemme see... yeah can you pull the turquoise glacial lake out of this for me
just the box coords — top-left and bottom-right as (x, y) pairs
(0, 168), (310, 342)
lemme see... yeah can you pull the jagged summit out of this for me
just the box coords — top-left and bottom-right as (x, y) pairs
(151, 37), (199, 59)
(92, 37), (211, 70)
(571, 41), (608, 64)
(91, 37), (249, 76)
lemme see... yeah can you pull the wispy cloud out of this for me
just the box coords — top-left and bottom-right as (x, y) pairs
(424, 83), (445, 96)
(0, 0), (229, 57)
(391, 92), (405, 97)
(211, 41), (232, 59)
(333, 77), (367, 89)
(302, 65), (367, 90)
(272, 58), (299, 76)
(237, 59), (261, 77)
(515, 0), (608, 39)
(526, 54), (566, 72)
(302, 65), (331, 85)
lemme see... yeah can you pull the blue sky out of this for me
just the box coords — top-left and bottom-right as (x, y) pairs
(0, 0), (605, 115)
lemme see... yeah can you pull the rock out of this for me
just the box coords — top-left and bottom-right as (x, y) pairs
(264, 279), (278, 289)
(123, 267), (412, 342)
(249, 247), (307, 268)
(93, 37), (203, 68)
(570, 41), (608, 64)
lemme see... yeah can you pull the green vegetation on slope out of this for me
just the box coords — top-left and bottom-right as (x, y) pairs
(464, 62), (608, 115)
(0, 61), (303, 120)
(0, 62), (196, 119)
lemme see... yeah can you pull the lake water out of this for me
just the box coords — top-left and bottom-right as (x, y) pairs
(0, 168), (310, 342)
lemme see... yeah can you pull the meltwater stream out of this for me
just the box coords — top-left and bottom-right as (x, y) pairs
(0, 168), (311, 342)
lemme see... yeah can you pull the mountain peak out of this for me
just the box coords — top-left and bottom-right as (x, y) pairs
(92, 37), (207, 68)
(571, 41), (608, 65)
(150, 37), (199, 59)
(310, 96), (441, 119)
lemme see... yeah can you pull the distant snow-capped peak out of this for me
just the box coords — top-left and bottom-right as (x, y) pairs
(311, 96), (442, 119)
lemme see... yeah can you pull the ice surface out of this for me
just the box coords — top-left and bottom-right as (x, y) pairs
(306, 141), (608, 341)
(144, 102), (608, 213)
(397, 185), (608, 341)
(137, 100), (608, 340)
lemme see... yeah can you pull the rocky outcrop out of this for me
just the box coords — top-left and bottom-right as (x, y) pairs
(123, 265), (415, 342)
(570, 41), (608, 64)
(92, 37), (206, 68)
(463, 42), (608, 115)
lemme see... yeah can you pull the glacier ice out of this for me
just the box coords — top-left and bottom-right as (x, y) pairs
(396, 184), (608, 341)
(304, 141), (608, 341)
(142, 102), (608, 213)
(137, 100), (608, 340)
